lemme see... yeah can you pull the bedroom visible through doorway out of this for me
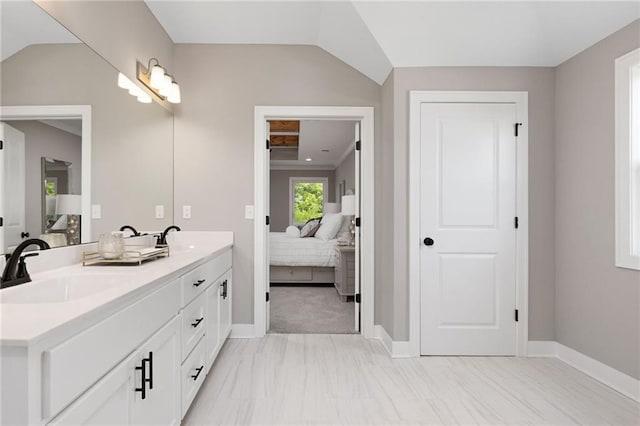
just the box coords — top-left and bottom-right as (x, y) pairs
(268, 119), (360, 334)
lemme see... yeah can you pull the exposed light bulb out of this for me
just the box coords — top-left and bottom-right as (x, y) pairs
(149, 65), (165, 89)
(167, 81), (181, 104)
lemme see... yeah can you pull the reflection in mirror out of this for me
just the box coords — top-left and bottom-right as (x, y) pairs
(41, 156), (79, 248)
(0, 2), (174, 254)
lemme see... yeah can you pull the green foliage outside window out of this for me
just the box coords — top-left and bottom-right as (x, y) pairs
(45, 181), (56, 196)
(294, 182), (324, 223)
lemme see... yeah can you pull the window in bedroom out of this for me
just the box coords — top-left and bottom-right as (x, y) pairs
(615, 47), (640, 270)
(289, 177), (328, 225)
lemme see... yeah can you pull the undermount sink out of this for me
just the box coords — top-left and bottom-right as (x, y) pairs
(0, 274), (128, 304)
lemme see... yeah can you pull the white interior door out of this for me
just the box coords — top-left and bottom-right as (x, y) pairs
(0, 123), (26, 252)
(265, 120), (271, 332)
(420, 103), (517, 355)
(353, 122), (361, 331)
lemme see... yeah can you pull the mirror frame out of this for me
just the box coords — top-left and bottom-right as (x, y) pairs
(41, 156), (73, 234)
(0, 105), (92, 250)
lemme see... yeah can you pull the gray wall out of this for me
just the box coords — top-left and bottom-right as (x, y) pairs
(1, 44), (174, 240)
(377, 71), (395, 335)
(270, 169), (336, 232)
(555, 20), (640, 379)
(4, 120), (81, 239)
(172, 44), (381, 325)
(334, 150), (355, 199)
(390, 67), (557, 341)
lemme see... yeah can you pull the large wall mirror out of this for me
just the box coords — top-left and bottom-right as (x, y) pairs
(0, 2), (174, 254)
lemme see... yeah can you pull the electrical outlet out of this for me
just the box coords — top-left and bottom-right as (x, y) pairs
(183, 205), (191, 219)
(245, 205), (255, 219)
(91, 204), (102, 219)
(155, 205), (164, 219)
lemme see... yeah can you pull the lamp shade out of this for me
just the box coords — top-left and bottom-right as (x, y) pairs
(341, 195), (356, 216)
(56, 194), (82, 215)
(324, 202), (340, 214)
(167, 81), (181, 104)
(149, 65), (165, 89)
(117, 72), (132, 89)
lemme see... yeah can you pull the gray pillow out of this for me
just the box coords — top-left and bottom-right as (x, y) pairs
(299, 218), (321, 237)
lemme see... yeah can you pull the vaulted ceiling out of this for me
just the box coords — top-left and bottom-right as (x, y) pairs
(146, 1), (640, 84)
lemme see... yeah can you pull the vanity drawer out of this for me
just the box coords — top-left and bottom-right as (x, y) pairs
(181, 337), (207, 418)
(181, 293), (206, 361)
(181, 263), (210, 306)
(42, 279), (180, 419)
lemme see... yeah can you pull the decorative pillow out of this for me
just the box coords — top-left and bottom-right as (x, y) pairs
(315, 213), (344, 241)
(285, 226), (300, 238)
(299, 218), (321, 238)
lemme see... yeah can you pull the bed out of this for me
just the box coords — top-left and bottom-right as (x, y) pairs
(269, 232), (339, 284)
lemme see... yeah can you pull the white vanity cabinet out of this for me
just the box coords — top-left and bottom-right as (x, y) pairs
(1, 239), (234, 426)
(49, 316), (181, 426)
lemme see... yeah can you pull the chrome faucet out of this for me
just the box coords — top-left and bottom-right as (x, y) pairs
(1, 239), (51, 289)
(119, 225), (140, 236)
(157, 225), (181, 246)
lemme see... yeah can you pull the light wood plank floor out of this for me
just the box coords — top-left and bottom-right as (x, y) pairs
(183, 334), (640, 425)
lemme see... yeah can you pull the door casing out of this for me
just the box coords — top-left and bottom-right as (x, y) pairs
(254, 106), (375, 338)
(408, 91), (529, 357)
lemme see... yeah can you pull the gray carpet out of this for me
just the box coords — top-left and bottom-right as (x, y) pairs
(269, 285), (357, 334)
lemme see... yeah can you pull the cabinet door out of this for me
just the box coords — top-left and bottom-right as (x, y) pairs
(130, 316), (181, 426)
(48, 355), (134, 426)
(205, 282), (221, 370)
(219, 270), (232, 340)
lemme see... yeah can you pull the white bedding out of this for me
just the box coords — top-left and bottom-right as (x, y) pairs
(269, 232), (339, 267)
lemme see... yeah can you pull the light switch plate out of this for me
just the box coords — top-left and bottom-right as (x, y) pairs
(245, 205), (255, 219)
(183, 205), (191, 219)
(155, 205), (164, 219)
(91, 204), (101, 219)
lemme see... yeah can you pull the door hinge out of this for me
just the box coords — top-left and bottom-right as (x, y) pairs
(515, 123), (523, 137)
(355, 293), (361, 303)
(266, 216), (270, 226)
(0, 217), (3, 227)
(0, 140), (3, 150)
(355, 140), (361, 151)
(355, 217), (361, 227)
(266, 292), (270, 302)
(515, 309), (519, 322)
(266, 139), (271, 150)
(514, 217), (519, 229)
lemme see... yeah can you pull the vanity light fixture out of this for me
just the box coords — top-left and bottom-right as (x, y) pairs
(117, 72), (152, 103)
(136, 58), (181, 104)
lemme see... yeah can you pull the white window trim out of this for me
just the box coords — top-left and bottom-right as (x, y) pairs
(615, 48), (640, 270)
(288, 177), (329, 226)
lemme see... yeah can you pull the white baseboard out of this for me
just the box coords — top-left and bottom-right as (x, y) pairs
(527, 340), (557, 357)
(229, 324), (255, 338)
(528, 340), (639, 402)
(374, 325), (411, 358)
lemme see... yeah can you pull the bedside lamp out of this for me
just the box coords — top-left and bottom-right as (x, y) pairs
(56, 194), (82, 245)
(341, 195), (356, 246)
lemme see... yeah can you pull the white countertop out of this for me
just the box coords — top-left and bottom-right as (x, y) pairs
(0, 232), (233, 347)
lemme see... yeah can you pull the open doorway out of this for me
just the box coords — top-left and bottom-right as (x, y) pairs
(254, 106), (375, 339)
(268, 119), (358, 333)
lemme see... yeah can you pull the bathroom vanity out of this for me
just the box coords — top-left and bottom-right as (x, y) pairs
(0, 232), (233, 425)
